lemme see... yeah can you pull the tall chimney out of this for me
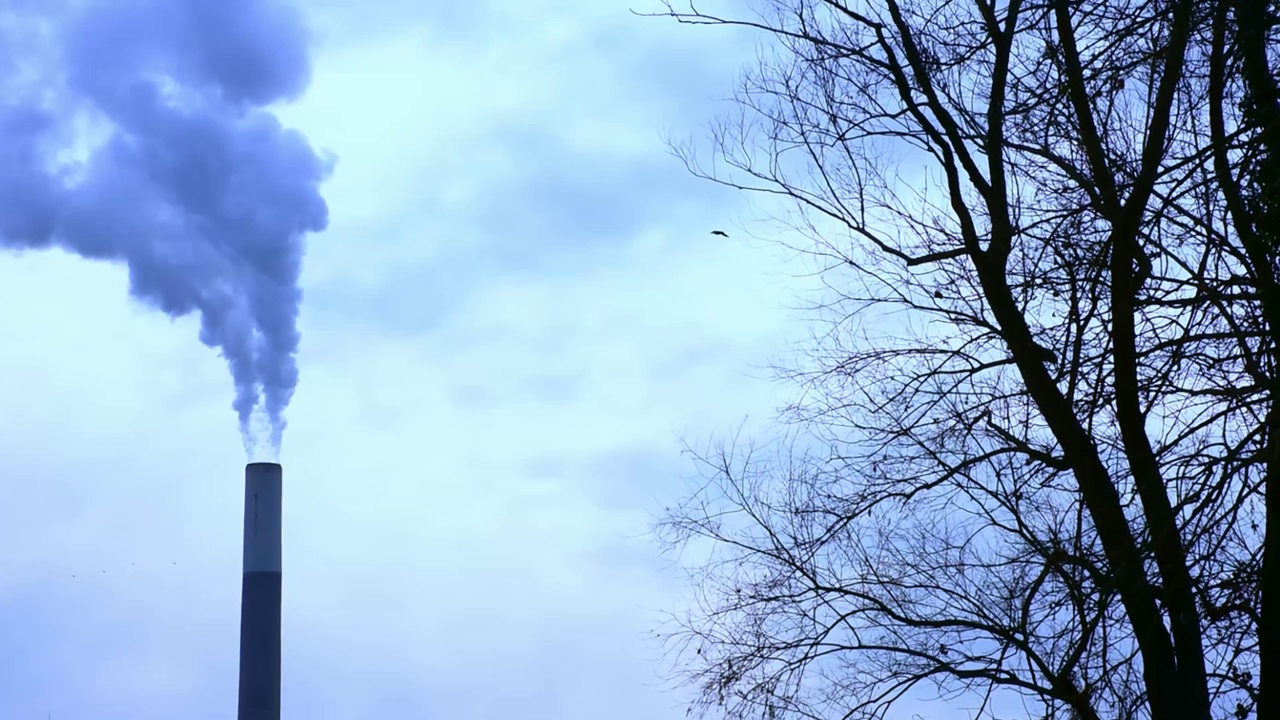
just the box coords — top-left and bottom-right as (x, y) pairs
(238, 462), (283, 720)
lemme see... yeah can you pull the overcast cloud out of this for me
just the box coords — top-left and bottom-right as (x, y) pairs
(0, 1), (813, 719)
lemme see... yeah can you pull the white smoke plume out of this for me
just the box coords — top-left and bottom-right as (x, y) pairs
(0, 0), (333, 458)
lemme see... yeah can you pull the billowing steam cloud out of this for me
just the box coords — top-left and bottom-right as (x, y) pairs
(0, 0), (332, 458)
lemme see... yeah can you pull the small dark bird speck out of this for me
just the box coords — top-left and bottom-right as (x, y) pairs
(710, 230), (729, 237)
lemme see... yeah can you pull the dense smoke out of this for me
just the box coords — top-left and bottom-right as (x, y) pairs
(0, 0), (333, 458)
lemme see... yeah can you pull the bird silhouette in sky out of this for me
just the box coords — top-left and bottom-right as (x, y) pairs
(710, 230), (729, 237)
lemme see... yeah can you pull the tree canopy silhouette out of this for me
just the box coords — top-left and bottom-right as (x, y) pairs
(648, 1), (1280, 719)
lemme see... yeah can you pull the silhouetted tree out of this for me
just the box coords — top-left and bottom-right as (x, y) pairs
(647, 1), (1279, 719)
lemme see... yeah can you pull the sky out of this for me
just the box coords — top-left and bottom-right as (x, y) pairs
(0, 1), (815, 718)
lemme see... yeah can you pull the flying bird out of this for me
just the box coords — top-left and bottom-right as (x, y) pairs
(710, 230), (729, 237)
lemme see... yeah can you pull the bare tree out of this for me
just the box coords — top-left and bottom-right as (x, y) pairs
(645, 1), (1279, 719)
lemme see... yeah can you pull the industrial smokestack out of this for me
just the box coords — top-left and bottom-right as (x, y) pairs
(238, 462), (283, 720)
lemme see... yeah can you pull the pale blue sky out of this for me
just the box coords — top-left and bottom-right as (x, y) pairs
(0, 1), (814, 719)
